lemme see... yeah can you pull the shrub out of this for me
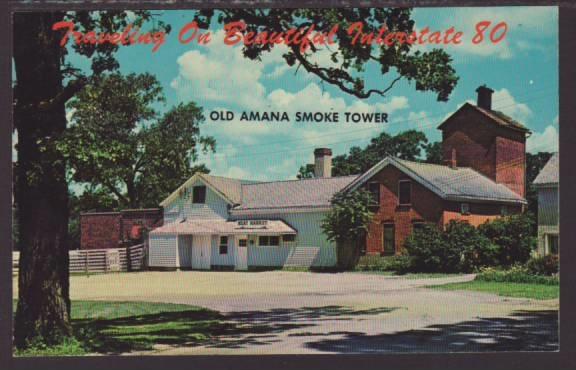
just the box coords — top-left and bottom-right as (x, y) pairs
(355, 255), (414, 274)
(405, 221), (495, 273)
(404, 224), (454, 272)
(383, 255), (414, 275)
(526, 255), (559, 276)
(445, 221), (498, 272)
(478, 213), (535, 266)
(476, 266), (559, 285)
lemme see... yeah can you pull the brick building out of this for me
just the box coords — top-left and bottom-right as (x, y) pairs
(80, 208), (163, 250)
(343, 85), (530, 255)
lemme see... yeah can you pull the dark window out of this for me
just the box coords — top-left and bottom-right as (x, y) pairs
(398, 181), (411, 205)
(192, 186), (206, 204)
(368, 182), (380, 206)
(238, 239), (247, 247)
(283, 234), (296, 242)
(412, 222), (425, 233)
(259, 236), (280, 246)
(501, 205), (509, 216)
(383, 224), (395, 256)
(548, 235), (559, 254)
(461, 203), (470, 215)
(219, 236), (228, 254)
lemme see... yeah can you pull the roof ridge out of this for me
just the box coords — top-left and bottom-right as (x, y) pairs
(241, 174), (360, 186)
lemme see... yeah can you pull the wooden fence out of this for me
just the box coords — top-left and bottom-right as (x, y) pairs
(12, 243), (146, 275)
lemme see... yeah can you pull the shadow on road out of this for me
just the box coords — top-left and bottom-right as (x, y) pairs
(74, 305), (398, 354)
(305, 310), (559, 353)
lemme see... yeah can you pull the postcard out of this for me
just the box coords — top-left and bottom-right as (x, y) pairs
(8, 2), (561, 362)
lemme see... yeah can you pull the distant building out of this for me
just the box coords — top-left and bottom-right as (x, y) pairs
(533, 153), (559, 255)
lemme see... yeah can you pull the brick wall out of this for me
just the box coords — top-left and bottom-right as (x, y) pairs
(365, 166), (444, 255)
(80, 212), (122, 250)
(80, 208), (163, 250)
(363, 166), (524, 256)
(441, 106), (526, 197)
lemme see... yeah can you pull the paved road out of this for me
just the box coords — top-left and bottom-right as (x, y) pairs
(16, 271), (558, 354)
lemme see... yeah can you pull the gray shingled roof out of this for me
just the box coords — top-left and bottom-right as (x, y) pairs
(233, 175), (359, 211)
(438, 102), (530, 133)
(202, 174), (258, 204)
(344, 157), (526, 204)
(534, 153), (559, 186)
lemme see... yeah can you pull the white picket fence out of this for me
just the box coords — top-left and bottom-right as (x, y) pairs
(12, 244), (146, 275)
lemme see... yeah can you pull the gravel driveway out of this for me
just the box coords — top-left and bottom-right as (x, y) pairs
(15, 271), (558, 354)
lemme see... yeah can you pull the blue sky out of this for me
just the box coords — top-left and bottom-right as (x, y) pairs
(19, 6), (559, 183)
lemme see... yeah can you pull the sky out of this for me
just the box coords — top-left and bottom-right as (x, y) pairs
(14, 6), (559, 184)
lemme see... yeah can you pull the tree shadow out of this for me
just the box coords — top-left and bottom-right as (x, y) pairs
(305, 310), (559, 353)
(74, 305), (398, 354)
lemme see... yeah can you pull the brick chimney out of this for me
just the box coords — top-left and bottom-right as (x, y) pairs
(476, 84), (494, 110)
(444, 148), (457, 169)
(314, 148), (332, 178)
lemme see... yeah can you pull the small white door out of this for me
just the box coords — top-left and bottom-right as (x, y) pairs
(235, 236), (248, 271)
(191, 235), (211, 270)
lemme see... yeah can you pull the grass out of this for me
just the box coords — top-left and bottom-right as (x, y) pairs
(431, 280), (559, 300)
(13, 300), (223, 356)
(351, 271), (462, 279)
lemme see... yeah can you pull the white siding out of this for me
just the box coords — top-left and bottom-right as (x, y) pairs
(163, 179), (230, 224)
(178, 235), (193, 268)
(234, 211), (337, 267)
(537, 186), (559, 255)
(211, 235), (236, 266)
(149, 234), (177, 267)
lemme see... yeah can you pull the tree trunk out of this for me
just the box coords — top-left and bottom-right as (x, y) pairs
(13, 12), (72, 348)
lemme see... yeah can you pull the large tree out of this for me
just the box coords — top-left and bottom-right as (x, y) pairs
(194, 8), (458, 101)
(61, 73), (213, 209)
(13, 11), (169, 348)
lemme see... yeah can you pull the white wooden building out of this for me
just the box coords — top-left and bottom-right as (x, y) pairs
(148, 149), (351, 270)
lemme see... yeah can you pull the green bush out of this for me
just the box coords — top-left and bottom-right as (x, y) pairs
(526, 255), (559, 276)
(405, 221), (495, 273)
(355, 255), (414, 274)
(476, 266), (559, 285)
(478, 214), (535, 266)
(404, 223), (457, 272)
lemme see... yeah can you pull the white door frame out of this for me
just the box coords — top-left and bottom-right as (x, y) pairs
(191, 234), (212, 270)
(234, 235), (248, 271)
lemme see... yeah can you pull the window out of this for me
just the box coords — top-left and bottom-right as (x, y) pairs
(412, 221), (425, 233)
(219, 236), (228, 254)
(398, 180), (411, 205)
(282, 234), (296, 242)
(461, 203), (470, 215)
(192, 185), (206, 204)
(501, 205), (509, 216)
(368, 182), (380, 206)
(259, 235), (280, 246)
(238, 239), (247, 247)
(382, 224), (395, 256)
(548, 234), (559, 254)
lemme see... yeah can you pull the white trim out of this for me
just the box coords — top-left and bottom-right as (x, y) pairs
(230, 206), (331, 216)
(160, 173), (235, 207)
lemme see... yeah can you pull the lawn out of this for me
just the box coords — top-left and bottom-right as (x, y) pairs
(351, 271), (463, 279)
(431, 281), (559, 300)
(13, 300), (225, 356)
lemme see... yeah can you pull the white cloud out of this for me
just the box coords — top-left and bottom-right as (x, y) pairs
(413, 6), (557, 60)
(491, 88), (532, 123)
(527, 125), (558, 153)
